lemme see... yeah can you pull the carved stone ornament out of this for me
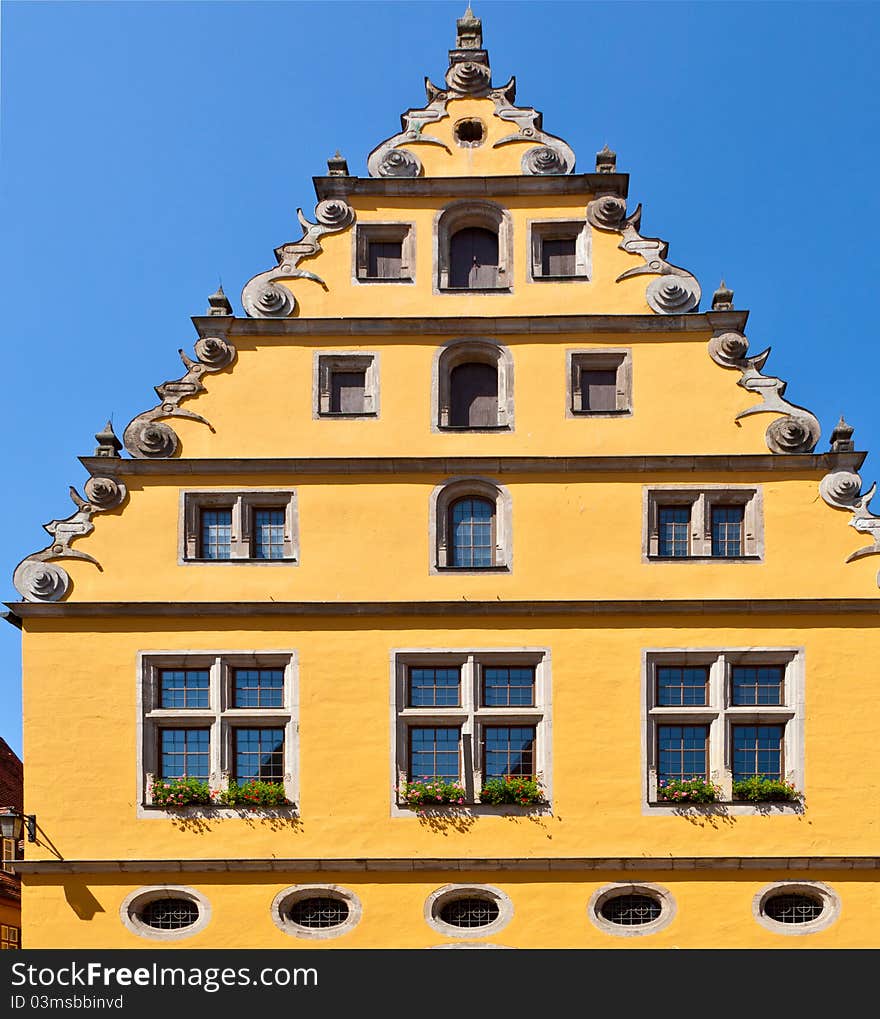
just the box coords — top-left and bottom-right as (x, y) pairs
(366, 10), (576, 180)
(122, 336), (237, 459)
(241, 197), (356, 318)
(707, 328), (821, 456)
(587, 195), (702, 315)
(84, 476), (127, 511)
(13, 560), (70, 603)
(819, 429), (880, 580)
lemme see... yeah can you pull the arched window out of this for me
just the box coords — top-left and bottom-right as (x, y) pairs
(449, 497), (494, 568)
(434, 339), (513, 431)
(449, 227), (499, 289)
(436, 201), (512, 292)
(431, 478), (512, 572)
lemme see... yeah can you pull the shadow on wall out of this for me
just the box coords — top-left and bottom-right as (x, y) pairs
(64, 880), (105, 920)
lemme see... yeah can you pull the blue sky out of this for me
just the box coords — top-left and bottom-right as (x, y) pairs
(1, 0), (878, 758)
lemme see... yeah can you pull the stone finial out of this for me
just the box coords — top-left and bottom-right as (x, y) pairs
(456, 5), (482, 49)
(712, 279), (735, 311)
(327, 151), (350, 177)
(596, 144), (616, 173)
(830, 415), (855, 453)
(94, 420), (122, 458)
(207, 284), (233, 317)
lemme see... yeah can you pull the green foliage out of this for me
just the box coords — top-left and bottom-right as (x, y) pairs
(151, 777), (213, 806)
(400, 779), (467, 808)
(479, 775), (545, 806)
(732, 775), (800, 802)
(657, 777), (719, 804)
(217, 779), (291, 807)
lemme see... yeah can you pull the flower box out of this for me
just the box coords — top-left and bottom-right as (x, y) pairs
(400, 779), (467, 808)
(657, 777), (720, 804)
(479, 775), (545, 806)
(732, 776), (801, 803)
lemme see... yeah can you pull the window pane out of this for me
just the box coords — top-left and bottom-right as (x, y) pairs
(711, 504), (744, 557)
(160, 729), (209, 780)
(450, 227), (499, 288)
(253, 509), (285, 559)
(731, 665), (783, 705)
(160, 669), (209, 709)
(483, 725), (535, 778)
(658, 505), (690, 557)
(408, 726), (460, 781)
(233, 668), (284, 708)
(656, 666), (708, 706)
(234, 728), (284, 782)
(449, 362), (498, 427)
(450, 497), (494, 568)
(408, 667), (461, 707)
(368, 240), (402, 279)
(542, 236), (576, 276)
(200, 508), (232, 560)
(483, 666), (535, 707)
(581, 369), (617, 412)
(330, 371), (366, 414)
(657, 725), (708, 781)
(733, 724), (783, 781)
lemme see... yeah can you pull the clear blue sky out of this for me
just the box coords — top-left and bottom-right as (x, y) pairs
(1, 0), (878, 758)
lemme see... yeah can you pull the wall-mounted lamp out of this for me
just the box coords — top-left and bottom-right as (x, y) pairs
(0, 809), (36, 842)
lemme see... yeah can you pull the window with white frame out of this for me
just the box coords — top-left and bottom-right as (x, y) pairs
(138, 652), (298, 808)
(392, 649), (551, 809)
(529, 220), (590, 281)
(643, 649), (803, 807)
(181, 491), (298, 563)
(314, 353), (379, 417)
(644, 487), (763, 560)
(430, 478), (512, 572)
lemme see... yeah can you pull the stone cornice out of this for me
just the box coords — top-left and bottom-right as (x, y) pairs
(6, 599), (880, 622)
(77, 452), (866, 479)
(13, 856), (880, 875)
(191, 310), (750, 339)
(313, 173), (630, 201)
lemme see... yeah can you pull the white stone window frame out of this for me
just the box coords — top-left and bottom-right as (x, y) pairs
(588, 882), (677, 938)
(120, 885), (212, 941)
(434, 199), (513, 294)
(390, 647), (552, 818)
(180, 489), (299, 564)
(430, 477), (512, 574)
(566, 348), (632, 417)
(529, 218), (591, 282)
(424, 884), (514, 940)
(137, 650), (299, 817)
(313, 351), (380, 418)
(642, 647), (804, 815)
(271, 884), (363, 940)
(752, 881), (841, 936)
(432, 338), (515, 432)
(643, 485), (763, 561)
(353, 222), (415, 284)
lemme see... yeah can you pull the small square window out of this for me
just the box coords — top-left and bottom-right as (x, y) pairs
(368, 241), (403, 279)
(657, 724), (709, 782)
(159, 728), (210, 781)
(355, 223), (414, 282)
(233, 668), (284, 708)
(234, 727), (285, 782)
(315, 353), (379, 417)
(656, 666), (708, 706)
(567, 350), (631, 416)
(183, 492), (298, 563)
(160, 669), (210, 709)
(482, 666), (535, 707)
(482, 725), (536, 778)
(645, 488), (762, 560)
(731, 665), (783, 706)
(1, 837), (17, 875)
(408, 726), (461, 782)
(530, 220), (590, 280)
(711, 504), (745, 557)
(408, 666), (461, 707)
(732, 724), (784, 782)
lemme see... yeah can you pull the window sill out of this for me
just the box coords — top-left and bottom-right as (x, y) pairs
(647, 555), (762, 563)
(438, 425), (512, 432)
(394, 801), (551, 818)
(317, 412), (378, 419)
(531, 274), (590, 283)
(648, 799), (802, 812)
(434, 566), (511, 574)
(439, 286), (512, 294)
(355, 276), (414, 284)
(140, 803), (299, 818)
(182, 558), (298, 565)
(571, 408), (631, 416)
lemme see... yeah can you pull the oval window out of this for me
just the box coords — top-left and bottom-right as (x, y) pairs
(140, 897), (200, 930)
(289, 896), (350, 930)
(439, 896), (500, 929)
(599, 894), (662, 927)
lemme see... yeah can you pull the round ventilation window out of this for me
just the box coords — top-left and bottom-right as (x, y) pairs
(454, 119), (485, 147)
(599, 894), (662, 927)
(140, 898), (199, 931)
(439, 896), (500, 929)
(763, 893), (824, 925)
(289, 896), (350, 930)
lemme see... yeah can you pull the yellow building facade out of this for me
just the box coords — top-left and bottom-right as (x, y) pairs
(7, 10), (880, 949)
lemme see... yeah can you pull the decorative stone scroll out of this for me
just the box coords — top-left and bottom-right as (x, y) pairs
(366, 9), (576, 180)
(707, 328), (820, 455)
(586, 195), (702, 314)
(122, 335), (236, 459)
(241, 198), (356, 319)
(12, 424), (128, 603)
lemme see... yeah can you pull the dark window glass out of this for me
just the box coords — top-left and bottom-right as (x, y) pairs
(600, 894), (662, 926)
(160, 729), (209, 780)
(658, 505), (690, 557)
(581, 368), (617, 412)
(731, 665), (783, 705)
(764, 894), (823, 924)
(408, 667), (460, 707)
(483, 666), (535, 707)
(160, 669), (209, 709)
(330, 370), (366, 413)
(233, 668), (284, 708)
(408, 726), (460, 781)
(367, 240), (403, 279)
(657, 724), (708, 782)
(449, 227), (499, 288)
(234, 728), (284, 782)
(542, 236), (576, 276)
(656, 666), (708, 707)
(253, 509), (285, 559)
(483, 725), (535, 778)
(732, 724), (783, 782)
(449, 362), (498, 427)
(200, 508), (232, 560)
(450, 497), (494, 568)
(290, 897), (349, 929)
(439, 897), (499, 928)
(711, 504), (744, 557)
(141, 899), (199, 930)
